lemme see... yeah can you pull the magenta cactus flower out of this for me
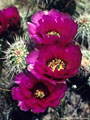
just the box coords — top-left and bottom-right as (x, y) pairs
(28, 9), (78, 45)
(3, 6), (20, 28)
(12, 73), (67, 113)
(0, 11), (7, 34)
(26, 43), (82, 84)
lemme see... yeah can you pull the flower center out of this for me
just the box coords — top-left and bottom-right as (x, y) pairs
(47, 58), (66, 72)
(47, 31), (60, 37)
(31, 82), (50, 100)
(35, 90), (45, 99)
(11, 18), (15, 22)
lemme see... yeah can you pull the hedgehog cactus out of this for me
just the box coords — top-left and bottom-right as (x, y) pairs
(74, 0), (90, 49)
(75, 13), (90, 48)
(4, 37), (28, 77)
(81, 48), (90, 86)
(75, 0), (90, 13)
(81, 49), (90, 71)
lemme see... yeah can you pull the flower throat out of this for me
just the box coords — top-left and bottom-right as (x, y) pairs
(31, 82), (50, 100)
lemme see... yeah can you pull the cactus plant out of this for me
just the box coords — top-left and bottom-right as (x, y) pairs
(73, 0), (90, 49)
(75, 0), (90, 14)
(4, 36), (28, 77)
(81, 49), (90, 71)
(75, 13), (90, 45)
(0, 0), (15, 9)
(81, 49), (90, 87)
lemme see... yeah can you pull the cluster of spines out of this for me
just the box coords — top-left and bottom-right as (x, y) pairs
(75, 13), (90, 42)
(3, 36), (28, 77)
(75, 0), (90, 13)
(74, 0), (90, 48)
(81, 49), (90, 71)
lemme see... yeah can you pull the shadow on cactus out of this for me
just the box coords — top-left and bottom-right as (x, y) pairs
(4, 36), (28, 78)
(38, 0), (76, 15)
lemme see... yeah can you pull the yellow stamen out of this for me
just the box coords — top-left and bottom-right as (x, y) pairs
(35, 90), (45, 99)
(47, 31), (60, 37)
(47, 58), (66, 72)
